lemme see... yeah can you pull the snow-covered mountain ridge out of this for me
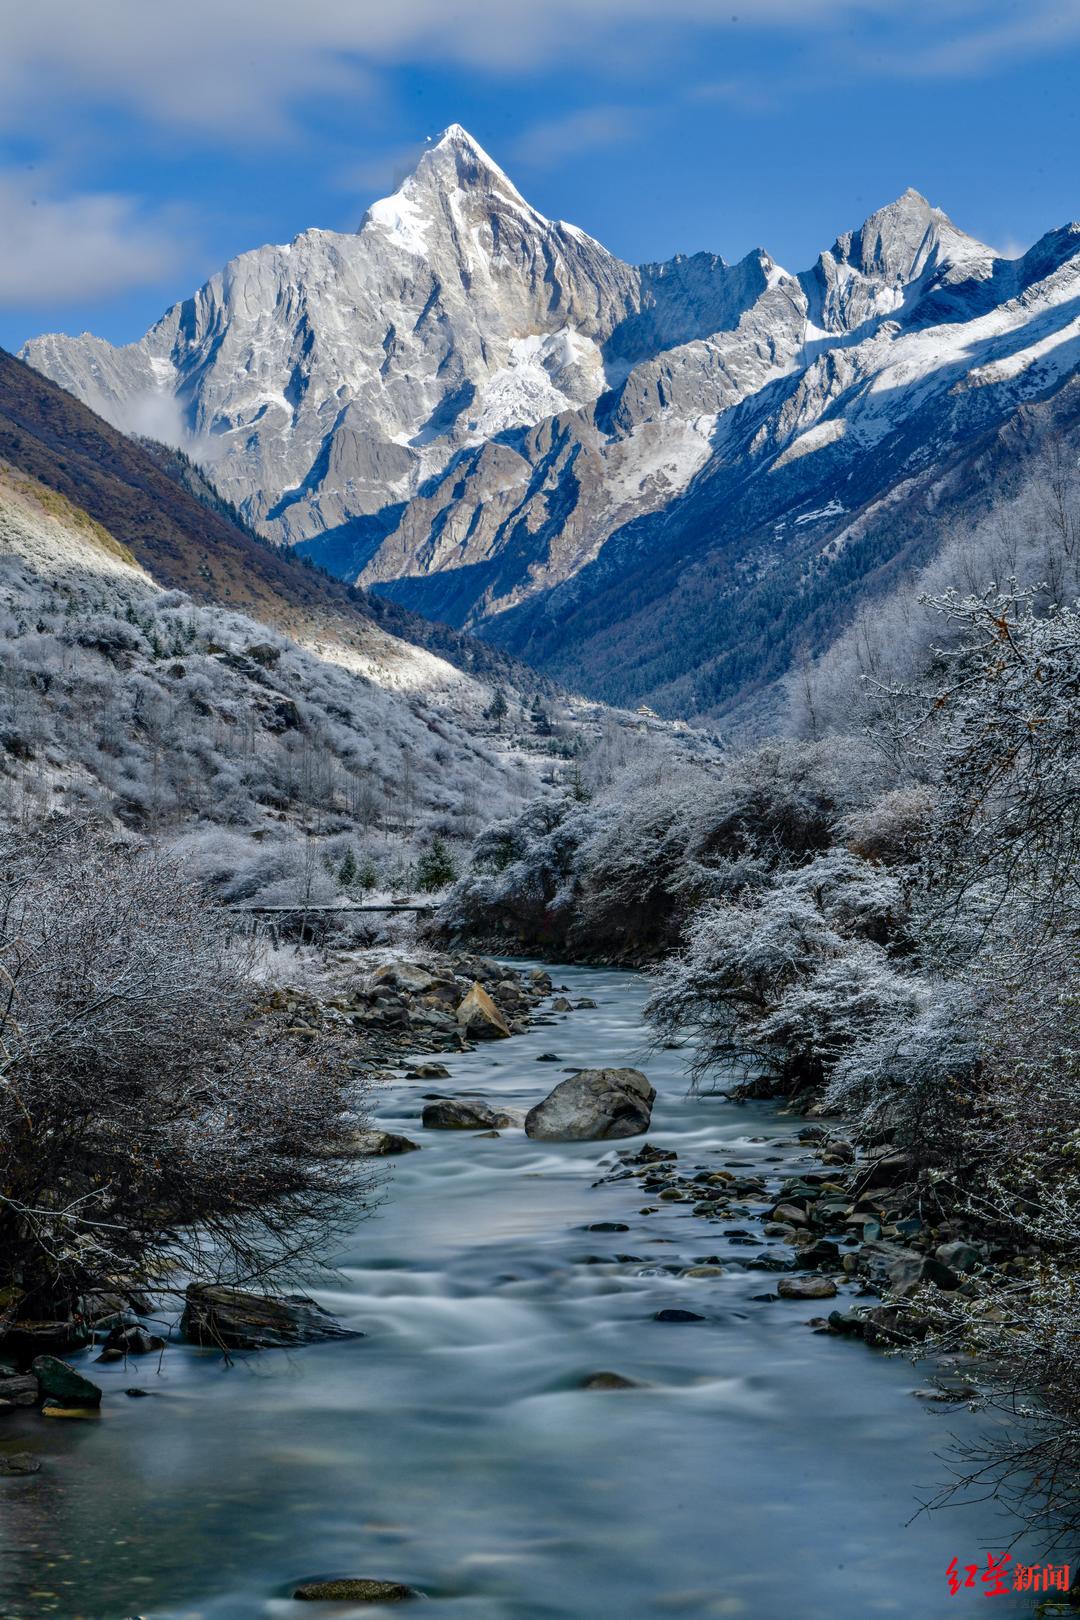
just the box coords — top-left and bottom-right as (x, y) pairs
(21, 128), (1080, 715)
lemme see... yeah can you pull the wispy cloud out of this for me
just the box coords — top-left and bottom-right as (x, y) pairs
(332, 141), (432, 200)
(0, 171), (187, 306)
(9, 1), (1071, 144)
(685, 78), (775, 114)
(511, 106), (644, 168)
(888, 3), (1080, 77)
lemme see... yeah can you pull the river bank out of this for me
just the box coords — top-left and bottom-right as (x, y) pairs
(0, 959), (1050, 1619)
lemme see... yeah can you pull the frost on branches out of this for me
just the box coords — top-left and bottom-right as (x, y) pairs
(0, 824), (375, 1332)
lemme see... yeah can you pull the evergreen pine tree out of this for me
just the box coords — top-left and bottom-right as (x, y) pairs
(416, 837), (457, 892)
(338, 848), (358, 890)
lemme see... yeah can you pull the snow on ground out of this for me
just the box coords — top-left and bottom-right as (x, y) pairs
(795, 499), (847, 526)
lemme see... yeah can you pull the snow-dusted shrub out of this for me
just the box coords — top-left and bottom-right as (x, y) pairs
(647, 850), (916, 1092)
(441, 797), (594, 949)
(824, 976), (979, 1160)
(841, 784), (937, 865)
(0, 822), (374, 1325)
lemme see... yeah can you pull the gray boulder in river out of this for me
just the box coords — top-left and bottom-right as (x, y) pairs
(181, 1285), (359, 1350)
(525, 1068), (655, 1141)
(422, 1099), (518, 1131)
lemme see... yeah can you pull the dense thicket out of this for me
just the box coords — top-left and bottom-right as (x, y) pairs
(0, 824), (373, 1329)
(441, 738), (876, 959)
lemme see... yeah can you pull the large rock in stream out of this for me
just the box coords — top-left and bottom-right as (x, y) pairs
(455, 981), (511, 1039)
(181, 1286), (359, 1350)
(525, 1068), (655, 1141)
(31, 1356), (102, 1408)
(421, 1099), (518, 1130)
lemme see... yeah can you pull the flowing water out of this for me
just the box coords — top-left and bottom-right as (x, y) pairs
(0, 963), (1035, 1619)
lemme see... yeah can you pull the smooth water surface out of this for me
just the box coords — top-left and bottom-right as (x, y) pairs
(0, 964), (1032, 1619)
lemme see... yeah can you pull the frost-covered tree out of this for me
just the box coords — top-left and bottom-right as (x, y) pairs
(647, 850), (915, 1091)
(442, 737), (882, 959)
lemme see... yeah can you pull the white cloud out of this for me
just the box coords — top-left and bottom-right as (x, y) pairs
(0, 173), (186, 306)
(511, 107), (643, 168)
(332, 141), (432, 199)
(685, 78), (775, 113)
(894, 4), (1080, 77)
(992, 235), (1032, 262)
(0, 1), (1018, 141)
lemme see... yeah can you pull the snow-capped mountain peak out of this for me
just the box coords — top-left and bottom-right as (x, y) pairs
(836, 187), (992, 283)
(360, 122), (544, 254)
(20, 133), (1080, 722)
(802, 188), (997, 335)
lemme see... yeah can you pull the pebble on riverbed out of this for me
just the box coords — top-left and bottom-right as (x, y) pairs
(421, 1099), (518, 1130)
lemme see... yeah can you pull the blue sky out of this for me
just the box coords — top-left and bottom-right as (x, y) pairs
(2, 0), (1079, 352)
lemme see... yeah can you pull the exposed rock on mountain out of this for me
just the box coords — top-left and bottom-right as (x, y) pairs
(23, 127), (639, 551)
(22, 129), (1080, 716)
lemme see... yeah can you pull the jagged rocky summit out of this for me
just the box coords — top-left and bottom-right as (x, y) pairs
(22, 127), (1080, 717)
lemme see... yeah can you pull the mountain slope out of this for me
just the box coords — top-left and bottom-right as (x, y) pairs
(21, 133), (1080, 717)
(0, 345), (554, 702)
(0, 460), (541, 894)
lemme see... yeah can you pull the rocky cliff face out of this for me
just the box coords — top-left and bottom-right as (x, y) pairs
(22, 130), (1080, 715)
(24, 127), (640, 551)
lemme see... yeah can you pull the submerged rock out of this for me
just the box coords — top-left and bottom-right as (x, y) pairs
(654, 1308), (706, 1322)
(98, 1325), (166, 1358)
(0, 1451), (40, 1474)
(580, 1371), (641, 1390)
(31, 1356), (102, 1408)
(181, 1286), (359, 1351)
(525, 1068), (655, 1142)
(336, 1130), (421, 1157)
(293, 1577), (420, 1602)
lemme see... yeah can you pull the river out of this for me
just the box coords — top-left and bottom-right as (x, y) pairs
(0, 963), (1036, 1619)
